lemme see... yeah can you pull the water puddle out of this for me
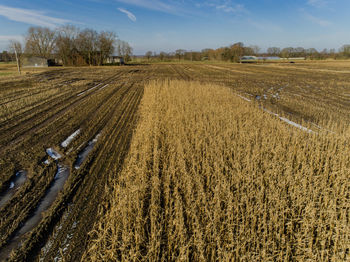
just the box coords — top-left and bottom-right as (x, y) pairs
(19, 165), (69, 235)
(99, 84), (109, 90)
(279, 116), (313, 133)
(0, 171), (27, 209)
(46, 148), (62, 160)
(263, 108), (314, 133)
(61, 129), (81, 148)
(74, 133), (100, 169)
(0, 166), (70, 260)
(236, 94), (251, 102)
(76, 83), (102, 97)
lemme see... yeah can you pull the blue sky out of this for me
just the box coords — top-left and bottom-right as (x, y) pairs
(0, 0), (349, 54)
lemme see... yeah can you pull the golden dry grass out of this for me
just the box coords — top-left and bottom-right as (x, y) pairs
(0, 62), (50, 78)
(83, 80), (349, 261)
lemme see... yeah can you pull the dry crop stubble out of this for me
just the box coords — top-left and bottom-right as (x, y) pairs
(84, 80), (350, 261)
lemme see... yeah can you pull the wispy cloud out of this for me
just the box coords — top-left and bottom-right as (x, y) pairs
(118, 8), (137, 22)
(215, 3), (246, 13)
(0, 5), (71, 28)
(0, 35), (23, 41)
(307, 0), (329, 8)
(303, 11), (332, 26)
(0, 35), (24, 50)
(115, 0), (177, 14)
(248, 19), (283, 32)
(200, 1), (248, 15)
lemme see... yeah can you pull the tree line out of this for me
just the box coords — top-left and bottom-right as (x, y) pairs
(2, 26), (132, 69)
(144, 42), (350, 62)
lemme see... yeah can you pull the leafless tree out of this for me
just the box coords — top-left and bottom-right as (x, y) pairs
(175, 49), (186, 61)
(25, 27), (56, 58)
(305, 48), (319, 59)
(76, 28), (99, 66)
(229, 42), (245, 62)
(339, 45), (350, 58)
(267, 47), (281, 56)
(9, 40), (23, 75)
(250, 45), (261, 56)
(56, 25), (80, 66)
(159, 52), (166, 61)
(145, 51), (153, 61)
(281, 47), (294, 58)
(294, 47), (306, 57)
(116, 40), (133, 62)
(97, 31), (117, 65)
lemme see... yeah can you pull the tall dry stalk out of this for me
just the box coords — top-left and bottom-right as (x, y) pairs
(84, 80), (350, 261)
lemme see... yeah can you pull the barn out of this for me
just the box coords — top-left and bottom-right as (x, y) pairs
(22, 57), (48, 67)
(106, 56), (124, 65)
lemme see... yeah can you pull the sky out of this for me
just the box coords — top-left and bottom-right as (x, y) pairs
(0, 0), (349, 55)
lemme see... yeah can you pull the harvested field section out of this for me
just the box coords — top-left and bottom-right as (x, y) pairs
(174, 63), (350, 133)
(0, 67), (152, 261)
(84, 80), (350, 261)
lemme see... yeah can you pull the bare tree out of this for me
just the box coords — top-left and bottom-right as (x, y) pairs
(97, 31), (117, 65)
(305, 48), (319, 59)
(339, 44), (350, 58)
(25, 27), (56, 58)
(76, 29), (98, 66)
(267, 47), (281, 56)
(294, 47), (306, 57)
(329, 48), (336, 59)
(230, 42), (245, 62)
(9, 40), (23, 75)
(250, 45), (261, 56)
(56, 25), (80, 66)
(0, 51), (12, 62)
(159, 52), (166, 61)
(145, 51), (153, 61)
(175, 49), (186, 61)
(116, 40), (133, 62)
(244, 47), (254, 56)
(281, 47), (294, 58)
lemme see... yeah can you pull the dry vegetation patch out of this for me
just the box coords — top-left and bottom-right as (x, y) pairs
(84, 80), (350, 261)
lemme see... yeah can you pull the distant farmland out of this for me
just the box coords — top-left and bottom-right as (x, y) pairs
(0, 62), (349, 261)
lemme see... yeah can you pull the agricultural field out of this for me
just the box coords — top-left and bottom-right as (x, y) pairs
(0, 63), (18, 77)
(0, 62), (349, 261)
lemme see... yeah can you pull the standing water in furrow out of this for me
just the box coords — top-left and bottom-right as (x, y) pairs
(0, 171), (27, 209)
(74, 133), (100, 169)
(0, 165), (70, 261)
(61, 129), (81, 148)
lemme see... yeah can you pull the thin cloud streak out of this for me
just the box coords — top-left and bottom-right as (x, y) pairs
(307, 0), (329, 8)
(0, 35), (23, 41)
(0, 35), (24, 50)
(215, 4), (247, 14)
(248, 19), (283, 32)
(303, 12), (332, 26)
(115, 0), (177, 14)
(0, 5), (71, 28)
(118, 8), (137, 22)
